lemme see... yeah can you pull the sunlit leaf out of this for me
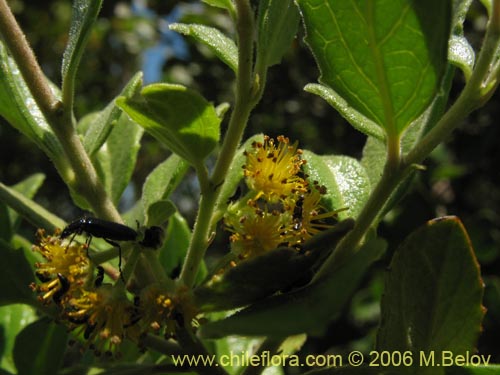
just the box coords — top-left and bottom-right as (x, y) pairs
(117, 84), (220, 166)
(61, 0), (103, 107)
(0, 43), (65, 164)
(94, 114), (143, 205)
(141, 154), (189, 225)
(81, 72), (143, 156)
(304, 83), (385, 140)
(303, 151), (371, 219)
(170, 23), (238, 73)
(296, 0), (450, 136)
(0, 182), (65, 231)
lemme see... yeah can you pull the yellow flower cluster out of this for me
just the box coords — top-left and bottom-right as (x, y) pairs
(30, 229), (89, 305)
(30, 230), (180, 357)
(225, 135), (342, 260)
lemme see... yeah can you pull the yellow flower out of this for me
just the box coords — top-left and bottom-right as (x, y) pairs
(137, 284), (199, 340)
(243, 135), (308, 201)
(66, 285), (141, 357)
(138, 284), (177, 338)
(286, 185), (345, 245)
(225, 135), (347, 260)
(226, 205), (291, 258)
(31, 229), (89, 305)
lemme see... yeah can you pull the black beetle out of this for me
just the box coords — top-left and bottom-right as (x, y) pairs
(60, 217), (164, 280)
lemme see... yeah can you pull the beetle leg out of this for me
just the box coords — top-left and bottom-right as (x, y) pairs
(103, 239), (124, 282)
(64, 231), (78, 253)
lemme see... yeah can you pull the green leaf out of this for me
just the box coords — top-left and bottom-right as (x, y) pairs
(141, 154), (189, 225)
(159, 212), (191, 278)
(215, 102), (231, 119)
(145, 199), (176, 228)
(170, 23), (238, 73)
(117, 83), (221, 166)
(202, 0), (235, 12)
(61, 0), (103, 106)
(199, 234), (385, 338)
(0, 43), (65, 164)
(448, 0), (475, 81)
(212, 333), (265, 375)
(0, 174), (46, 242)
(13, 317), (67, 375)
(256, 0), (300, 68)
(195, 219), (354, 312)
(452, 0), (474, 34)
(0, 305), (37, 374)
(94, 113), (144, 205)
(361, 62), (456, 198)
(376, 217), (485, 365)
(302, 151), (371, 219)
(449, 35), (475, 81)
(0, 240), (36, 306)
(304, 83), (385, 141)
(81, 72), (143, 156)
(159, 211), (206, 283)
(10, 174), (45, 227)
(0, 182), (66, 232)
(296, 0), (450, 136)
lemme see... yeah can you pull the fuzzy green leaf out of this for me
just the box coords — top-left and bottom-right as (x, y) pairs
(302, 151), (371, 219)
(159, 211), (191, 279)
(0, 174), (45, 242)
(448, 0), (475, 81)
(117, 84), (220, 166)
(94, 114), (143, 205)
(452, 0), (474, 34)
(0, 43), (65, 163)
(305, 83), (385, 141)
(296, 0), (450, 136)
(360, 0), (469, 189)
(81, 72), (143, 156)
(141, 154), (189, 225)
(145, 200), (176, 228)
(213, 334), (269, 375)
(256, 0), (300, 68)
(0, 182), (65, 231)
(13, 318), (68, 375)
(159, 211), (206, 282)
(202, 0), (235, 13)
(195, 219), (354, 312)
(199, 234), (385, 338)
(361, 62), (456, 203)
(61, 0), (103, 106)
(449, 35), (475, 81)
(376, 217), (485, 365)
(170, 23), (238, 73)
